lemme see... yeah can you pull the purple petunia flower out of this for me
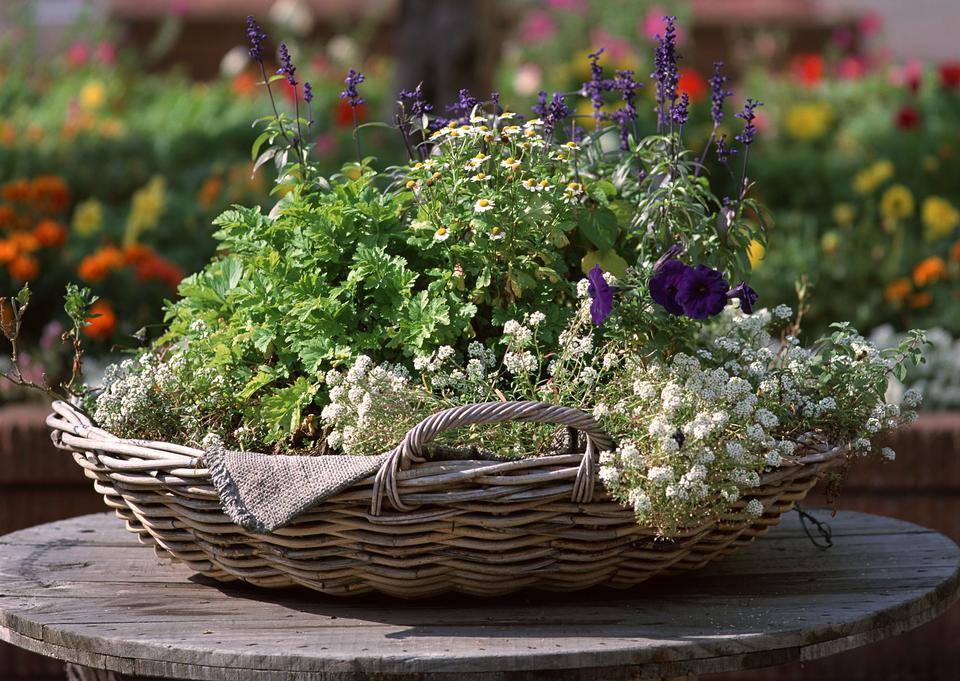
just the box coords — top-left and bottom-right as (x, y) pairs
(277, 43), (297, 86)
(648, 259), (689, 316)
(587, 265), (614, 326)
(246, 16), (267, 62)
(676, 264), (730, 319)
(709, 62), (732, 126)
(340, 68), (366, 107)
(727, 281), (759, 314)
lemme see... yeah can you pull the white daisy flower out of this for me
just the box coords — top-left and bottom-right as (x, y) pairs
(434, 227), (450, 241)
(474, 198), (495, 212)
(501, 156), (521, 171)
(489, 226), (505, 240)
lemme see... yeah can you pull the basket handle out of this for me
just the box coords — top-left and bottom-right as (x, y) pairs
(371, 400), (615, 515)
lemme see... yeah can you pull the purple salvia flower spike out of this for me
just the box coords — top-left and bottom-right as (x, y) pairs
(277, 43), (297, 86)
(709, 61), (732, 126)
(340, 69), (366, 107)
(246, 16), (267, 62)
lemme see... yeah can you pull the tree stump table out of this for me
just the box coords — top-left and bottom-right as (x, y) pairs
(1, 510), (957, 681)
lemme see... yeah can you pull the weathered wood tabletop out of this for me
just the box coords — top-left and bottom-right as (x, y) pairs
(1, 510), (958, 681)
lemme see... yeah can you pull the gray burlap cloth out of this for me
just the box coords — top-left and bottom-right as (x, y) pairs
(205, 445), (390, 533)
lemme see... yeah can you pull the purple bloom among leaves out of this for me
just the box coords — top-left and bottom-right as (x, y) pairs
(340, 69), (366, 107)
(709, 62), (732, 126)
(669, 91), (689, 125)
(652, 15), (679, 128)
(727, 281), (759, 314)
(648, 259), (688, 316)
(735, 98), (763, 146)
(446, 88), (478, 119)
(543, 92), (570, 137)
(277, 43), (297, 86)
(587, 265), (614, 326)
(246, 16), (267, 62)
(532, 90), (548, 118)
(399, 84), (433, 116)
(582, 48), (611, 127)
(676, 264), (730, 319)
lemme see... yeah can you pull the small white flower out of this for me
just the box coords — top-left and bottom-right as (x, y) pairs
(773, 304), (793, 320)
(434, 226), (450, 241)
(902, 388), (922, 408)
(592, 402), (610, 419)
(488, 226), (505, 240)
(498, 112), (518, 121)
(470, 172), (492, 182)
(881, 447), (896, 461)
(501, 156), (521, 171)
(765, 450), (782, 467)
(745, 498), (764, 517)
(474, 198), (495, 212)
(527, 311), (546, 327)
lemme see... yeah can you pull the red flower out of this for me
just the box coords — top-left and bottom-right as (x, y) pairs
(791, 53), (824, 87)
(84, 300), (116, 340)
(334, 99), (367, 128)
(939, 62), (960, 89)
(895, 105), (920, 131)
(677, 68), (708, 103)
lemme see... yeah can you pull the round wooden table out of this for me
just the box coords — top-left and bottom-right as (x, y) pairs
(1, 511), (958, 681)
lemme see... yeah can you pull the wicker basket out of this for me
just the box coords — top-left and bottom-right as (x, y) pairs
(46, 399), (847, 598)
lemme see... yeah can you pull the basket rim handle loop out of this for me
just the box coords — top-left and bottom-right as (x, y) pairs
(370, 400), (615, 516)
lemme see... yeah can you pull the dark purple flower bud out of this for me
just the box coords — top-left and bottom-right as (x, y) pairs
(399, 84), (433, 116)
(490, 91), (500, 115)
(246, 16), (267, 62)
(735, 98), (763, 146)
(673, 428), (685, 449)
(653, 243), (685, 271)
(648, 259), (689, 316)
(709, 62), (732, 126)
(581, 48), (612, 126)
(651, 15), (679, 128)
(303, 81), (313, 103)
(340, 68), (366, 107)
(446, 88), (478, 119)
(715, 133), (737, 163)
(587, 265), (614, 326)
(532, 90), (548, 118)
(543, 92), (570, 137)
(727, 282), (759, 314)
(571, 124), (584, 142)
(277, 42), (297, 86)
(669, 91), (689, 125)
(676, 264), (730, 319)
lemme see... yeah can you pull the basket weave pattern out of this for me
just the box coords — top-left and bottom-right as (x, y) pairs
(47, 399), (846, 598)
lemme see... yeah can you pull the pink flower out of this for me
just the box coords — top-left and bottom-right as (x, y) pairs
(513, 63), (543, 96)
(858, 10), (883, 38)
(832, 27), (854, 50)
(518, 11), (556, 44)
(590, 29), (632, 61)
(546, 0), (588, 14)
(95, 41), (117, 65)
(837, 56), (865, 80)
(641, 7), (684, 44)
(66, 42), (90, 68)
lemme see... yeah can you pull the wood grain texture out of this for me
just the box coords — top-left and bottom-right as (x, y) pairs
(0, 510), (958, 681)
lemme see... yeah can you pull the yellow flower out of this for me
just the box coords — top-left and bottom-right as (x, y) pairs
(852, 159), (894, 194)
(879, 184), (914, 221)
(832, 203), (856, 227)
(124, 176), (167, 245)
(922, 196), (960, 241)
(79, 80), (106, 111)
(783, 102), (833, 142)
(821, 231), (839, 257)
(747, 239), (765, 270)
(72, 199), (103, 237)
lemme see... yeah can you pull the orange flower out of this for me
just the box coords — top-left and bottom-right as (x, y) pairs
(232, 71), (258, 97)
(8, 254), (38, 281)
(0, 204), (15, 228)
(84, 300), (116, 340)
(0, 240), (17, 263)
(123, 243), (155, 265)
(10, 232), (38, 253)
(677, 68), (708, 103)
(77, 245), (125, 282)
(29, 175), (70, 214)
(913, 256), (947, 286)
(33, 219), (67, 248)
(910, 292), (933, 309)
(951, 241), (960, 262)
(791, 53), (824, 86)
(197, 176), (223, 210)
(2, 179), (31, 203)
(884, 278), (912, 302)
(136, 255), (184, 291)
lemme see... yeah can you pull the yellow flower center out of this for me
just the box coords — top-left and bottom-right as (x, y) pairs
(436, 227), (447, 236)
(478, 199), (490, 207)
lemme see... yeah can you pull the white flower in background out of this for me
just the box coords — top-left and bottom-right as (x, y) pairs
(504, 351), (536, 374)
(592, 402), (610, 419)
(434, 226), (450, 241)
(488, 226), (505, 240)
(528, 311), (546, 327)
(765, 450), (782, 467)
(773, 304), (793, 320)
(501, 156), (522, 171)
(903, 388), (922, 408)
(647, 466), (674, 484)
(881, 447), (896, 461)
(745, 498), (764, 517)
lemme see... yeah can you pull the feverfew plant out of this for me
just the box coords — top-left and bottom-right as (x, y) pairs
(47, 16), (929, 536)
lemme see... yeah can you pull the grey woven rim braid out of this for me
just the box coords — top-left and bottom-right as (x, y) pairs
(46, 398), (849, 598)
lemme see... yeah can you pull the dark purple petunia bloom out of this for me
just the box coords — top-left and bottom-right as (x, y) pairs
(587, 265), (614, 326)
(735, 98), (764, 146)
(648, 259), (689, 316)
(340, 69), (366, 107)
(676, 265), (730, 319)
(727, 281), (759, 314)
(277, 43), (297, 86)
(708, 61), (732, 126)
(246, 16), (267, 62)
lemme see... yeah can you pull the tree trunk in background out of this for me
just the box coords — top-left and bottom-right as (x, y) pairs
(392, 0), (499, 115)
